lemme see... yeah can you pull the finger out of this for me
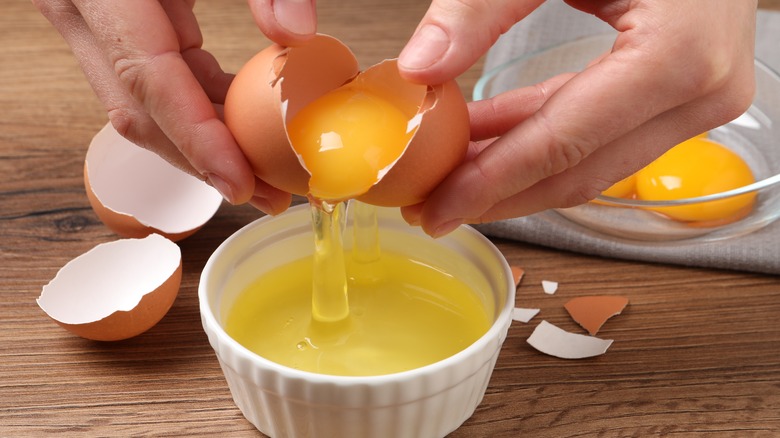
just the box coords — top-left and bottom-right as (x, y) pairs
(474, 82), (755, 222)
(249, 176), (293, 215)
(248, 0), (317, 47)
(400, 138), (494, 226)
(33, 0), (199, 176)
(160, 0), (235, 104)
(470, 72), (574, 141)
(398, 70), (573, 227)
(72, 0), (256, 204)
(398, 0), (543, 84)
(417, 36), (754, 236)
(182, 49), (235, 104)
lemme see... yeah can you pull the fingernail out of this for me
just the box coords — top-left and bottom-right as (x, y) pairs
(431, 218), (462, 238)
(274, 0), (316, 36)
(206, 173), (235, 204)
(249, 196), (276, 215)
(399, 24), (450, 71)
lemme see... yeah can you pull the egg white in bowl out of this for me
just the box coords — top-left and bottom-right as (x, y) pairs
(199, 205), (515, 438)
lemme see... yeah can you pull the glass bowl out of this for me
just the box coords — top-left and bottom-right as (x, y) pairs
(198, 204), (515, 437)
(474, 33), (780, 242)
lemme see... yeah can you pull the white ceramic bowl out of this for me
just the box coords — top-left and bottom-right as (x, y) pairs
(474, 33), (780, 242)
(199, 204), (515, 438)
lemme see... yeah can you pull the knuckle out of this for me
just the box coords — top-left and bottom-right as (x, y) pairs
(668, 46), (752, 106)
(534, 116), (594, 177)
(469, 158), (506, 206)
(112, 50), (180, 105)
(106, 108), (156, 153)
(113, 54), (148, 103)
(719, 72), (756, 124)
(106, 108), (135, 141)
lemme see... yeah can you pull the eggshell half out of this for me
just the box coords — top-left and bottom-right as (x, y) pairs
(84, 123), (223, 241)
(37, 234), (182, 341)
(225, 34), (470, 207)
(225, 34), (359, 197)
(350, 60), (470, 206)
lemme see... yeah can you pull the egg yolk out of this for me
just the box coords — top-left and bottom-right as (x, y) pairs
(601, 174), (637, 199)
(286, 86), (416, 201)
(600, 132), (707, 201)
(635, 137), (756, 222)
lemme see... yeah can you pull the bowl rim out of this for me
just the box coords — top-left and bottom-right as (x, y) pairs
(473, 32), (780, 208)
(198, 203), (516, 386)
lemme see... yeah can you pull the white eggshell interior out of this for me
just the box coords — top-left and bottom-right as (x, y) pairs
(37, 234), (181, 325)
(86, 123), (223, 233)
(541, 280), (558, 295)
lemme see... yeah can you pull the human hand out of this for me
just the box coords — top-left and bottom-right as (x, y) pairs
(247, 0), (317, 46)
(33, 0), (292, 215)
(397, 0), (758, 237)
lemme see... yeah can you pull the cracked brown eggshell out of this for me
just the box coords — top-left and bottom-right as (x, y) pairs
(224, 34), (470, 206)
(37, 234), (182, 341)
(84, 123), (223, 241)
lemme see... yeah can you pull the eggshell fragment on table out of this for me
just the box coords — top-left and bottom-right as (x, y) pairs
(542, 280), (558, 295)
(510, 266), (525, 288)
(565, 296), (629, 335)
(84, 123), (223, 241)
(512, 307), (540, 323)
(527, 320), (613, 359)
(37, 234), (182, 341)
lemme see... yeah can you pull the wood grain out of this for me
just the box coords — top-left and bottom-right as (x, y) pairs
(2, 1), (779, 436)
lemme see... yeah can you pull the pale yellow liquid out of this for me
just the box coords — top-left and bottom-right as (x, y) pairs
(224, 249), (491, 376)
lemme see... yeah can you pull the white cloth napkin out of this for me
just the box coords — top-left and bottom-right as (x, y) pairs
(475, 1), (780, 275)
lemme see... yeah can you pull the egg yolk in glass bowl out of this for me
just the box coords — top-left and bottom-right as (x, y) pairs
(601, 135), (757, 224)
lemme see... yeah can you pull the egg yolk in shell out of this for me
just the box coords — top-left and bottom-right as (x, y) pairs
(635, 137), (756, 223)
(286, 85), (417, 202)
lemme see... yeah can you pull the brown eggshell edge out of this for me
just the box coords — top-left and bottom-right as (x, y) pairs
(54, 261), (182, 342)
(358, 71), (470, 207)
(84, 163), (199, 242)
(564, 295), (629, 336)
(225, 34), (360, 197)
(226, 34), (470, 207)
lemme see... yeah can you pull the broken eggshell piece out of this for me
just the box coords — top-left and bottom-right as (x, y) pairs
(565, 295), (629, 336)
(37, 234), (182, 341)
(527, 320), (613, 359)
(84, 123), (223, 242)
(224, 33), (470, 206)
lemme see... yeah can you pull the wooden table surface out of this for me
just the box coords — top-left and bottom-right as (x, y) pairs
(3, 1), (779, 436)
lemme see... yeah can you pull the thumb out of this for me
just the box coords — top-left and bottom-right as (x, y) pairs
(398, 0), (543, 84)
(248, 0), (317, 47)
